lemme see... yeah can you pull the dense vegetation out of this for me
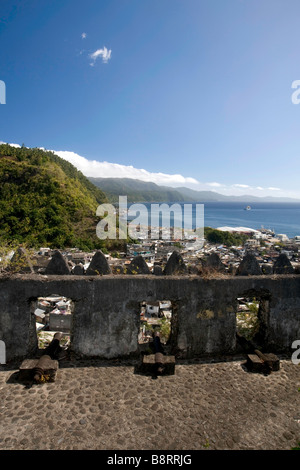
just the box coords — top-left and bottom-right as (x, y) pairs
(89, 177), (299, 203)
(204, 227), (248, 246)
(0, 144), (115, 250)
(89, 177), (191, 203)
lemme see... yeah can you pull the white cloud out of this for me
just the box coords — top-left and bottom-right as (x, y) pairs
(206, 182), (222, 187)
(232, 183), (250, 188)
(0, 141), (21, 148)
(89, 47), (112, 65)
(182, 180), (290, 198)
(53, 150), (199, 186)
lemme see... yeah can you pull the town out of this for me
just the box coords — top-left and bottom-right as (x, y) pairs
(29, 224), (299, 277)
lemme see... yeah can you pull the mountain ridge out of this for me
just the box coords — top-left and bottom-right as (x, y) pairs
(88, 177), (300, 203)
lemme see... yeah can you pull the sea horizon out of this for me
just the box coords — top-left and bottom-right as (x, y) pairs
(124, 201), (300, 239)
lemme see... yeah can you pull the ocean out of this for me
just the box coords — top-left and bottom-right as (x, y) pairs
(202, 202), (300, 238)
(126, 202), (300, 238)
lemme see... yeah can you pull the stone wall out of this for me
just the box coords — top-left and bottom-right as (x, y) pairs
(0, 274), (300, 362)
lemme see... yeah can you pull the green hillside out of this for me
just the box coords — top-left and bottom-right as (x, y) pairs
(89, 177), (300, 203)
(89, 177), (190, 203)
(0, 144), (109, 250)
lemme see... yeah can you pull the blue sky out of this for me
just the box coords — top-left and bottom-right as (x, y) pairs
(1, 0), (300, 198)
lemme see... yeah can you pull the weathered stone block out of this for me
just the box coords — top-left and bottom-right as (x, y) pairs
(202, 253), (225, 272)
(246, 351), (280, 373)
(45, 251), (70, 275)
(236, 254), (261, 276)
(246, 354), (265, 372)
(164, 251), (187, 275)
(19, 358), (58, 382)
(255, 351), (280, 371)
(140, 354), (175, 375)
(273, 254), (294, 274)
(86, 250), (111, 275)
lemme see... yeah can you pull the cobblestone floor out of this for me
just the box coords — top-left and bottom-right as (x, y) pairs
(0, 355), (299, 451)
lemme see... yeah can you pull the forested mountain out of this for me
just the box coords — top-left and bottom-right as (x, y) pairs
(0, 144), (109, 250)
(89, 177), (300, 203)
(89, 177), (189, 203)
(89, 177), (231, 202)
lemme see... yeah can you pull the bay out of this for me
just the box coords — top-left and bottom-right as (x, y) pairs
(202, 202), (300, 238)
(126, 202), (300, 239)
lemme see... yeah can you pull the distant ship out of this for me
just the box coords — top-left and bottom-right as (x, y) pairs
(244, 205), (251, 211)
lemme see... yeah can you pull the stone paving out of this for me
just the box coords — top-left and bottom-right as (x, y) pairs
(0, 354), (299, 451)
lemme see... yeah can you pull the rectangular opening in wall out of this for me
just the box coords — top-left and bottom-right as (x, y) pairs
(138, 299), (173, 353)
(235, 289), (271, 350)
(31, 294), (74, 356)
(236, 296), (260, 342)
